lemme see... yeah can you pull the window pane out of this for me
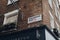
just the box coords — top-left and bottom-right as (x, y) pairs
(13, 0), (18, 2)
(7, 0), (18, 5)
(6, 15), (18, 24)
(7, 0), (12, 5)
(3, 10), (19, 25)
(48, 0), (52, 8)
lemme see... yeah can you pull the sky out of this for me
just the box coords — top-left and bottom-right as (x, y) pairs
(59, 0), (60, 2)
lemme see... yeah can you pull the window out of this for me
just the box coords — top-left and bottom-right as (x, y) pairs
(48, 0), (52, 8)
(3, 9), (19, 25)
(59, 14), (60, 21)
(55, 21), (59, 31)
(59, 0), (60, 5)
(7, 0), (18, 5)
(56, 0), (59, 9)
(53, 1), (59, 19)
(49, 11), (54, 31)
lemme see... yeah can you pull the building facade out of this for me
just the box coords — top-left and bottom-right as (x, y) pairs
(0, 0), (60, 32)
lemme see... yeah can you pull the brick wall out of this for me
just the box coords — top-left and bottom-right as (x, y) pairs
(0, 0), (60, 31)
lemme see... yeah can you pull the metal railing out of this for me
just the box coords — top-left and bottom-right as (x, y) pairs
(0, 23), (17, 32)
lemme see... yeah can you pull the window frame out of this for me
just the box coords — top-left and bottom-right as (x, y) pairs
(49, 11), (54, 31)
(7, 0), (18, 5)
(3, 9), (19, 25)
(53, 1), (59, 19)
(55, 21), (60, 31)
(48, 0), (53, 9)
